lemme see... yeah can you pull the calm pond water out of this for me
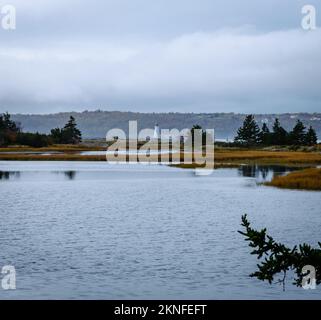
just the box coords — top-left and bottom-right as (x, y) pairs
(0, 161), (320, 299)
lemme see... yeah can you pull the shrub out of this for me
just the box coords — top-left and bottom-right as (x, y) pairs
(16, 132), (51, 148)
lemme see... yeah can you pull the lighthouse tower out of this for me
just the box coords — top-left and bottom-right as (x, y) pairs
(153, 123), (160, 140)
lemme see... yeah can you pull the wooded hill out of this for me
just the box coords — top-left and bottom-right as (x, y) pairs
(11, 111), (321, 140)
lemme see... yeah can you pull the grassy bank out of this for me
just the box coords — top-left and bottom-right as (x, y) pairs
(265, 168), (321, 191)
(0, 144), (105, 153)
(172, 149), (321, 168)
(0, 153), (107, 161)
(214, 149), (321, 165)
(1, 147), (321, 167)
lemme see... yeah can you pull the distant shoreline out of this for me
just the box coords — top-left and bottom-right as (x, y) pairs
(9, 111), (321, 140)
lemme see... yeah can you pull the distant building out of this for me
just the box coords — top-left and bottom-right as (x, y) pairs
(153, 124), (160, 140)
(152, 123), (189, 143)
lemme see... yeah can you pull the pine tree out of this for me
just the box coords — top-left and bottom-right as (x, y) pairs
(0, 112), (50, 148)
(50, 116), (82, 144)
(63, 116), (82, 144)
(234, 115), (260, 145)
(305, 126), (318, 146)
(239, 215), (321, 289)
(0, 112), (20, 146)
(289, 120), (306, 145)
(258, 122), (271, 145)
(187, 125), (213, 147)
(2, 112), (19, 133)
(271, 118), (288, 145)
(50, 128), (63, 144)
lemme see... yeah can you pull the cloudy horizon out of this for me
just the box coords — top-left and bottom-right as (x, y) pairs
(0, 0), (320, 114)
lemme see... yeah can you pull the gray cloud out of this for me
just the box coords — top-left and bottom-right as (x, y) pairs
(0, 0), (320, 113)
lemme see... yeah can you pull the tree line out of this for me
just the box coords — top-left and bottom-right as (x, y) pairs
(235, 115), (318, 146)
(0, 112), (82, 147)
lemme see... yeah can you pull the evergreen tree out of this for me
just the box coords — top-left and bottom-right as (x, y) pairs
(289, 120), (306, 145)
(2, 112), (19, 132)
(234, 115), (260, 145)
(0, 112), (20, 146)
(187, 124), (213, 147)
(239, 215), (321, 289)
(0, 112), (51, 147)
(50, 128), (64, 144)
(63, 116), (82, 144)
(50, 116), (82, 144)
(305, 126), (318, 146)
(258, 122), (271, 145)
(271, 118), (288, 145)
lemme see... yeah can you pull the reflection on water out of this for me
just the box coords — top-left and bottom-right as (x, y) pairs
(58, 170), (77, 180)
(237, 165), (305, 182)
(53, 171), (77, 180)
(0, 170), (78, 181)
(1, 165), (305, 183)
(64, 170), (76, 180)
(0, 171), (20, 180)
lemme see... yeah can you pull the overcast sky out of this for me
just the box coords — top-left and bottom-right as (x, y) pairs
(0, 0), (320, 114)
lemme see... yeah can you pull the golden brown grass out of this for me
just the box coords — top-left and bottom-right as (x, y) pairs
(0, 153), (106, 161)
(1, 147), (321, 167)
(265, 168), (321, 191)
(172, 150), (321, 169)
(0, 153), (176, 162)
(0, 144), (105, 153)
(214, 149), (321, 165)
(170, 162), (238, 169)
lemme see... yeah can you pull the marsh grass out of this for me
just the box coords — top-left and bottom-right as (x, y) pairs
(0, 144), (105, 153)
(1, 147), (321, 167)
(214, 150), (321, 165)
(0, 153), (107, 161)
(172, 150), (321, 169)
(265, 168), (321, 191)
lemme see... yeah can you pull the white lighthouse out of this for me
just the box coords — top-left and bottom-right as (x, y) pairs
(153, 123), (160, 140)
